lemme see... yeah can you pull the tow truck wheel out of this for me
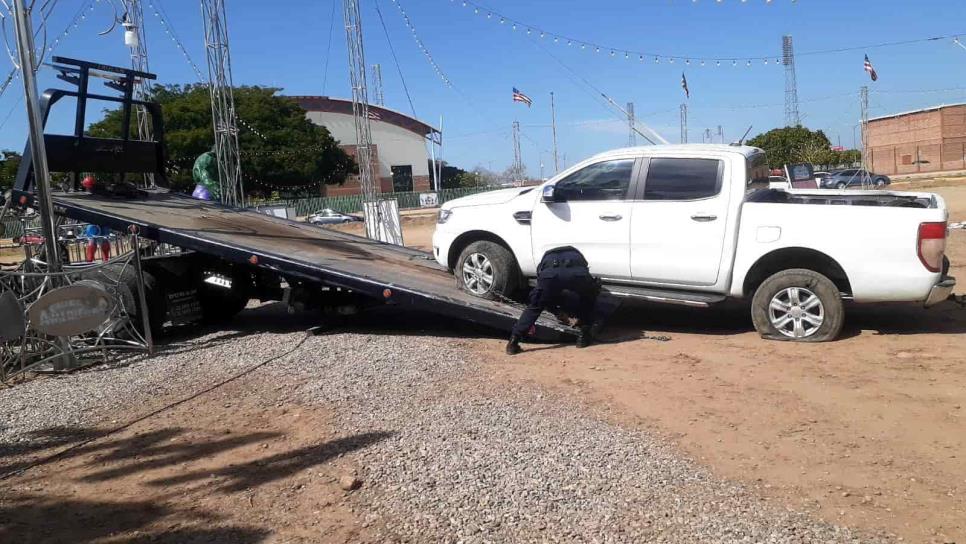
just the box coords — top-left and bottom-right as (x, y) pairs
(456, 240), (521, 300)
(751, 268), (844, 342)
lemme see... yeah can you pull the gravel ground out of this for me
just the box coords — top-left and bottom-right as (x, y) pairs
(0, 307), (888, 543)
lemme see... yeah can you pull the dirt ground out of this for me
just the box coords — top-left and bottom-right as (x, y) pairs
(1, 353), (378, 544)
(335, 182), (966, 542)
(477, 182), (966, 544)
(3, 182), (964, 543)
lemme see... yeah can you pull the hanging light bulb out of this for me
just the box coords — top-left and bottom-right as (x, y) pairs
(654, 56), (660, 63)
(747, 60), (752, 67)
(669, 57), (675, 64)
(685, 59), (691, 65)
(732, 60), (737, 67)
(499, 17), (505, 24)
(624, 52), (629, 59)
(716, 60), (721, 66)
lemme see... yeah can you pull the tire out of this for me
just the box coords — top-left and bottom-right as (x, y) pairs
(198, 267), (252, 323)
(751, 268), (844, 342)
(835, 182), (847, 190)
(455, 240), (521, 300)
(874, 178), (887, 188)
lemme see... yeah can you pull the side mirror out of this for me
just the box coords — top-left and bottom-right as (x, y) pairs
(541, 185), (564, 203)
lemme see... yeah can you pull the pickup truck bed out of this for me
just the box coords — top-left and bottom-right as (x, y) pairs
(52, 191), (573, 339)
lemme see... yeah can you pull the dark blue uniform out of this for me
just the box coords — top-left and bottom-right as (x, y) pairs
(511, 246), (599, 339)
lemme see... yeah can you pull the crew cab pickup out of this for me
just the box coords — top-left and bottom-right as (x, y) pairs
(432, 144), (956, 342)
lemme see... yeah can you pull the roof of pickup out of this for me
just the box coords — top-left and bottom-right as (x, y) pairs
(588, 144), (763, 162)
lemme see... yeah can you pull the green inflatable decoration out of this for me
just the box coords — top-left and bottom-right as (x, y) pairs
(191, 151), (220, 200)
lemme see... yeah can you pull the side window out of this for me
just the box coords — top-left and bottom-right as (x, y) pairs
(644, 158), (722, 201)
(554, 159), (634, 201)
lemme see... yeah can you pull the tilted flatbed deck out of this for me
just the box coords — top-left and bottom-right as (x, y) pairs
(53, 191), (572, 339)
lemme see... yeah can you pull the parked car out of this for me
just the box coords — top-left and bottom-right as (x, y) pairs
(306, 208), (363, 225)
(432, 144), (954, 342)
(819, 169), (891, 189)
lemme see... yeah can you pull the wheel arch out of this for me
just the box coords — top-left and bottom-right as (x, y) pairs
(742, 247), (852, 298)
(447, 230), (515, 270)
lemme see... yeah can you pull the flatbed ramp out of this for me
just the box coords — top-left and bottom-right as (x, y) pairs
(53, 192), (572, 339)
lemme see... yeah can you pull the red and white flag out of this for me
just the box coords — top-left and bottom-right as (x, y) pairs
(864, 55), (878, 82)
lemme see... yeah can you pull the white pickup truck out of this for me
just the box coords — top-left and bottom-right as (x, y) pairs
(432, 144), (956, 342)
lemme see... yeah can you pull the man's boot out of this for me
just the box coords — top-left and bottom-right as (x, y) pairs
(505, 336), (522, 355)
(576, 325), (594, 348)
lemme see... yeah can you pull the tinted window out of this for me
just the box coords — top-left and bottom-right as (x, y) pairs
(644, 158), (722, 200)
(555, 159), (634, 201)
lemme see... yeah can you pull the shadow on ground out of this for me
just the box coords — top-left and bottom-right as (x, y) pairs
(0, 494), (271, 544)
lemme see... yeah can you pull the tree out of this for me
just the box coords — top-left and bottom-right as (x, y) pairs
(747, 126), (832, 169)
(87, 85), (355, 195)
(0, 150), (21, 192)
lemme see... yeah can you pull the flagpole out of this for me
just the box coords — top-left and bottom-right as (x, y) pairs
(550, 91), (559, 174)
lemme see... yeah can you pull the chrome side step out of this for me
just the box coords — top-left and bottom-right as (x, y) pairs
(601, 284), (726, 308)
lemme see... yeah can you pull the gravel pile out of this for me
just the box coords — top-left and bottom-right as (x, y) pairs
(267, 333), (884, 543)
(0, 308), (887, 542)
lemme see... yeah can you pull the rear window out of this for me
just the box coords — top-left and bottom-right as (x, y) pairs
(747, 152), (770, 188)
(644, 158), (722, 200)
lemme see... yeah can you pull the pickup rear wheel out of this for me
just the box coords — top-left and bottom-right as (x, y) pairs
(456, 240), (521, 301)
(751, 269), (844, 342)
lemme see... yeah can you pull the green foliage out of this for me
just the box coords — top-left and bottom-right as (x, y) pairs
(747, 126), (832, 169)
(0, 150), (21, 192)
(87, 85), (355, 194)
(431, 160), (488, 189)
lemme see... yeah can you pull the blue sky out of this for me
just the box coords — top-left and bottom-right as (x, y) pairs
(2, 0), (965, 177)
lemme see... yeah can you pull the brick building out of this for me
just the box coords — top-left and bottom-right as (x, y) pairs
(866, 103), (966, 176)
(290, 96), (440, 196)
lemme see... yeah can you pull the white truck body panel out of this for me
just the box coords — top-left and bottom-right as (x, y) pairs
(432, 144), (951, 306)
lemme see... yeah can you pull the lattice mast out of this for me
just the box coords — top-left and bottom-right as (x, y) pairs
(123, 1), (151, 142)
(512, 120), (523, 184)
(782, 35), (801, 127)
(627, 102), (636, 146)
(371, 64), (384, 106)
(680, 103), (687, 144)
(200, 0), (244, 207)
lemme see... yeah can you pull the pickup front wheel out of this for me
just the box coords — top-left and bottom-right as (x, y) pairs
(456, 241), (521, 301)
(751, 269), (844, 342)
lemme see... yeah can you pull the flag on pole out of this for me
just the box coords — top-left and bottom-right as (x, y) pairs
(512, 87), (533, 107)
(863, 55), (878, 82)
(681, 72), (690, 99)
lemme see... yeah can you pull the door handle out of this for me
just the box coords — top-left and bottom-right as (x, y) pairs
(690, 214), (717, 222)
(599, 214), (623, 221)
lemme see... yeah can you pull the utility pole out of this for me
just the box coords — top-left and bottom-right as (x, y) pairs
(704, 128), (712, 143)
(783, 35), (801, 127)
(371, 64), (384, 106)
(860, 86), (870, 187)
(512, 120), (523, 185)
(550, 91), (559, 174)
(200, 0), (244, 207)
(12, 0), (59, 272)
(680, 103), (688, 144)
(627, 102), (636, 146)
(717, 125), (723, 144)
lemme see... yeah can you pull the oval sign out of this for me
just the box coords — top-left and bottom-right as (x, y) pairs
(28, 281), (114, 337)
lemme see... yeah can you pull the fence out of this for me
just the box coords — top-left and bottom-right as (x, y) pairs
(250, 186), (495, 217)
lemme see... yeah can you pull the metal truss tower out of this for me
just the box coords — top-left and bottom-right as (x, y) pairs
(626, 102), (636, 146)
(201, 0), (244, 207)
(371, 64), (384, 106)
(511, 120), (523, 184)
(680, 103), (687, 144)
(122, 1), (151, 142)
(343, 0), (399, 242)
(782, 35), (801, 127)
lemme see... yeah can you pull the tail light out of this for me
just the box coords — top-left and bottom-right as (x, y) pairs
(917, 222), (947, 273)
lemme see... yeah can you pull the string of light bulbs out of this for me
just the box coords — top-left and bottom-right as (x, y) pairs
(389, 0), (455, 87)
(443, 0), (964, 68)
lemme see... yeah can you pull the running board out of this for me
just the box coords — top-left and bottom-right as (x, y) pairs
(601, 284), (726, 308)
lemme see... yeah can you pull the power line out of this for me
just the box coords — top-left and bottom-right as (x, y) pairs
(443, 0), (963, 66)
(373, 0), (417, 117)
(321, 0), (336, 95)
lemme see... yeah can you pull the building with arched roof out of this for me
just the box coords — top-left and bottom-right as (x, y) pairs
(290, 96), (440, 196)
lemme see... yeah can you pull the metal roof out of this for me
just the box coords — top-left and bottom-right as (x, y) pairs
(868, 102), (966, 122)
(288, 96), (439, 137)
